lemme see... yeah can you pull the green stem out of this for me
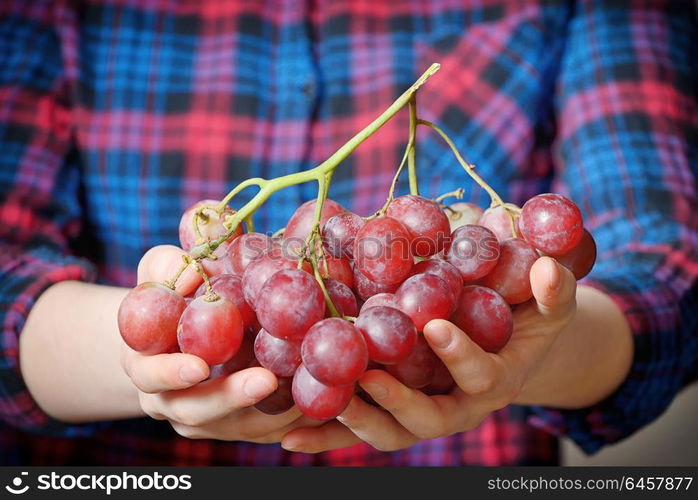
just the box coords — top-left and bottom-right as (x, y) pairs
(419, 119), (520, 237)
(408, 96), (419, 195)
(186, 64), (440, 262)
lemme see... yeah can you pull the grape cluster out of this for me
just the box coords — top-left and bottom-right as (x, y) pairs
(118, 191), (596, 420)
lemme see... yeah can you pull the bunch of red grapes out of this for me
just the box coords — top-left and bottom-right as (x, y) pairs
(118, 192), (596, 420)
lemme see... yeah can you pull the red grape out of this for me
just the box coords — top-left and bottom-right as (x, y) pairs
(553, 228), (596, 279)
(355, 306), (417, 365)
(255, 269), (325, 340)
(395, 273), (456, 331)
(292, 364), (354, 420)
(283, 199), (345, 242)
(385, 335), (439, 389)
(478, 204), (522, 242)
(242, 247), (311, 308)
(199, 240), (232, 277)
(411, 259), (463, 298)
(209, 335), (256, 378)
(118, 282), (186, 354)
(318, 254), (353, 289)
(179, 199), (243, 251)
(445, 202), (484, 231)
(480, 238), (538, 304)
(301, 318), (368, 387)
(195, 274), (255, 328)
(360, 292), (397, 311)
(322, 211), (365, 259)
(254, 328), (302, 377)
(386, 195), (451, 257)
(519, 193), (583, 255)
(324, 278), (359, 317)
(450, 285), (513, 353)
(353, 264), (399, 301)
(354, 216), (413, 285)
(255, 377), (295, 415)
(423, 359), (456, 395)
(445, 224), (500, 282)
(226, 232), (275, 276)
(177, 296), (244, 365)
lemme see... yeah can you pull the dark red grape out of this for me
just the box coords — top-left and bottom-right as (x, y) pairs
(209, 335), (256, 378)
(355, 306), (417, 365)
(354, 216), (413, 285)
(292, 364), (354, 420)
(179, 199), (243, 251)
(385, 336), (439, 389)
(553, 228), (596, 279)
(255, 269), (325, 340)
(445, 224), (500, 282)
(480, 238), (539, 304)
(445, 202), (484, 231)
(118, 282), (185, 354)
(177, 296), (244, 365)
(324, 278), (359, 317)
(360, 292), (397, 312)
(255, 377), (295, 415)
(386, 195), (451, 257)
(411, 259), (463, 298)
(395, 273), (456, 331)
(322, 211), (365, 259)
(450, 285), (513, 353)
(226, 232), (275, 276)
(353, 265), (399, 301)
(519, 193), (583, 255)
(195, 274), (255, 328)
(423, 359), (456, 395)
(478, 204), (522, 242)
(301, 318), (368, 387)
(283, 199), (345, 242)
(254, 328), (302, 377)
(242, 247), (311, 308)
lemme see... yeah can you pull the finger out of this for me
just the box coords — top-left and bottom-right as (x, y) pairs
(124, 349), (209, 393)
(333, 396), (418, 452)
(357, 369), (469, 440)
(154, 367), (278, 426)
(138, 245), (201, 295)
(423, 320), (506, 397)
(281, 420), (363, 453)
(529, 257), (576, 317)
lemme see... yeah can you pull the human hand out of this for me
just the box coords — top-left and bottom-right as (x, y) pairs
(280, 256), (576, 452)
(121, 245), (320, 442)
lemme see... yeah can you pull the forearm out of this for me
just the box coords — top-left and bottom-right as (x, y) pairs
(19, 281), (144, 423)
(515, 285), (633, 408)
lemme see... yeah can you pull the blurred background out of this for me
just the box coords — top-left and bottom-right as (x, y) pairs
(563, 384), (698, 465)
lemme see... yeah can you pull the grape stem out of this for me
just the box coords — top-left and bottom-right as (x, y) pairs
(434, 188), (464, 204)
(174, 63), (441, 294)
(417, 119), (519, 237)
(407, 95), (419, 196)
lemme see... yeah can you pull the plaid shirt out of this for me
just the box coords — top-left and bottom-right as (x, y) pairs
(1, 0), (696, 466)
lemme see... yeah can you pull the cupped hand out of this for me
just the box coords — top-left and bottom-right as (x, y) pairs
(121, 245), (321, 442)
(280, 256), (577, 452)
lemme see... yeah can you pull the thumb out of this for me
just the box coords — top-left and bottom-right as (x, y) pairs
(137, 245), (202, 296)
(529, 256), (576, 316)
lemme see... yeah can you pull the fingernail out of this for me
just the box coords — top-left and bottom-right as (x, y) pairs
(363, 383), (388, 401)
(244, 377), (274, 400)
(179, 365), (206, 384)
(282, 440), (299, 452)
(426, 323), (453, 349)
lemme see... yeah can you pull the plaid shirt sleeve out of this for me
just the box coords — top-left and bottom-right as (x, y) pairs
(0, 3), (103, 436)
(528, 0), (698, 454)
